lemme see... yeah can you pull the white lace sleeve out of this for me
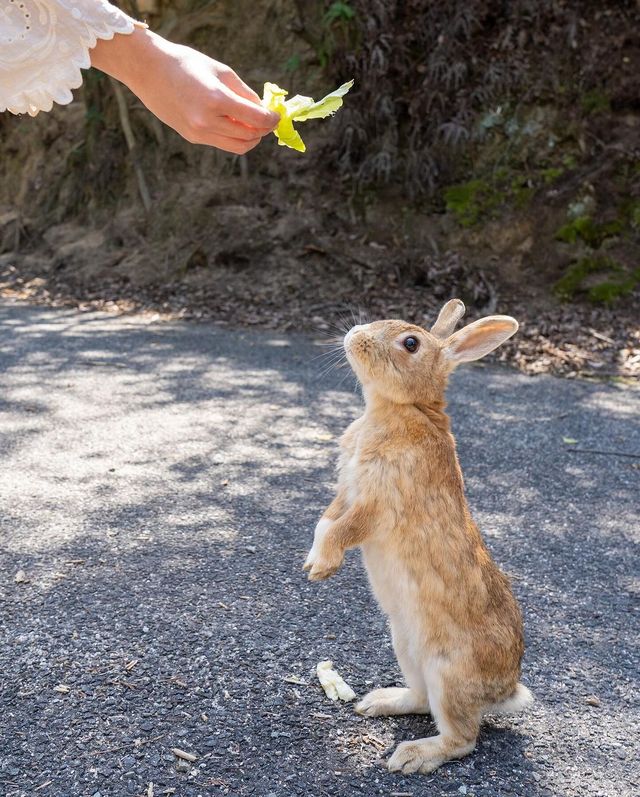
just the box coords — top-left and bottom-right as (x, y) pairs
(0, 1), (141, 117)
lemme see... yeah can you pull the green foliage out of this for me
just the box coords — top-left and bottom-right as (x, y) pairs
(444, 180), (503, 227)
(555, 216), (623, 248)
(621, 199), (640, 229)
(324, 2), (355, 24)
(554, 256), (640, 304)
(541, 167), (564, 184)
(318, 0), (634, 198)
(444, 169), (540, 227)
(310, 1), (358, 68)
(284, 54), (301, 73)
(581, 90), (611, 115)
(510, 177), (534, 208)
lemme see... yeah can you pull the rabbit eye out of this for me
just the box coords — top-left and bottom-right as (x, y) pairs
(403, 336), (419, 353)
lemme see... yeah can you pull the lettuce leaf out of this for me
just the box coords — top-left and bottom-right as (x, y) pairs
(262, 79), (354, 152)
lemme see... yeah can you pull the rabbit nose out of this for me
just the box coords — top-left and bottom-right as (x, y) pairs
(344, 324), (368, 345)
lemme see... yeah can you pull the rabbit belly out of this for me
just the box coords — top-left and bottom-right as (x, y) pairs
(361, 542), (422, 642)
(362, 540), (429, 691)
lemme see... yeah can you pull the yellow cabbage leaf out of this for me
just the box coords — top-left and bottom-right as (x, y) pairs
(262, 79), (354, 153)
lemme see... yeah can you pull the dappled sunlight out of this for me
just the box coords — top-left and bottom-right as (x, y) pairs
(580, 387), (640, 419)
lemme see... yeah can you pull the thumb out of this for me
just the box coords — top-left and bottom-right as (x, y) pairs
(218, 82), (280, 131)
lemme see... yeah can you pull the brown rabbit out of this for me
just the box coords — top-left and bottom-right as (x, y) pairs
(303, 299), (532, 775)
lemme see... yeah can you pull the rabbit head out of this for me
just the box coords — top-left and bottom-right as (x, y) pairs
(344, 299), (518, 405)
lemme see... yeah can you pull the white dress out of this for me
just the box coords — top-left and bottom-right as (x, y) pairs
(0, 0), (140, 116)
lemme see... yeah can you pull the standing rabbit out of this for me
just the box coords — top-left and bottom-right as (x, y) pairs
(304, 299), (532, 775)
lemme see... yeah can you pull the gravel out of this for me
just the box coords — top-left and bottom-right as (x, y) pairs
(0, 300), (638, 797)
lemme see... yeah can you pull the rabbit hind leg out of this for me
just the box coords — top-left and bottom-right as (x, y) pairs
(387, 663), (480, 774)
(356, 620), (429, 717)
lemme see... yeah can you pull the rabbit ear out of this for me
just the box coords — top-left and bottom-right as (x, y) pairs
(443, 315), (518, 364)
(430, 299), (466, 339)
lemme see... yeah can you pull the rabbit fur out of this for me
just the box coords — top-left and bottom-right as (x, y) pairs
(304, 299), (532, 775)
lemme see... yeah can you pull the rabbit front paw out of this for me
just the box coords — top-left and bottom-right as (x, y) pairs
(303, 517), (344, 580)
(303, 545), (344, 581)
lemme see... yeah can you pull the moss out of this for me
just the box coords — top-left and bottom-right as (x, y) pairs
(620, 199), (640, 229)
(444, 179), (503, 227)
(509, 173), (538, 208)
(555, 215), (623, 248)
(587, 277), (639, 303)
(581, 90), (611, 115)
(554, 256), (640, 304)
(540, 166), (564, 184)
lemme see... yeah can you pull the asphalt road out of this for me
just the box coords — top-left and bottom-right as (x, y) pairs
(0, 301), (638, 797)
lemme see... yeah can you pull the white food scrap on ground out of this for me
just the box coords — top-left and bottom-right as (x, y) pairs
(316, 660), (356, 702)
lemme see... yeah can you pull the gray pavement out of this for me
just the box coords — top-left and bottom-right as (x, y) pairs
(0, 301), (638, 797)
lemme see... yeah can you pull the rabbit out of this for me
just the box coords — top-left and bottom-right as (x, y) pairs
(303, 299), (532, 775)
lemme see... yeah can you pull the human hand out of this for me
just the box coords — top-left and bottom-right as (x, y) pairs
(90, 27), (279, 154)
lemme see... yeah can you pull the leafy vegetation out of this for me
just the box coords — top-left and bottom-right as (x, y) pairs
(554, 256), (640, 304)
(555, 216), (624, 248)
(444, 180), (502, 227)
(317, 0), (639, 198)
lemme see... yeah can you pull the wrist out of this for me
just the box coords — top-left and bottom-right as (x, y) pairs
(90, 25), (159, 90)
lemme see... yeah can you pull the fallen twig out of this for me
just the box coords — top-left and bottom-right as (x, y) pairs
(172, 747), (197, 762)
(94, 733), (165, 755)
(587, 328), (616, 345)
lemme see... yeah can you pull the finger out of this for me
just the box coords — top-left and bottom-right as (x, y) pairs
(218, 85), (280, 130)
(212, 115), (273, 141)
(219, 68), (261, 104)
(189, 130), (262, 154)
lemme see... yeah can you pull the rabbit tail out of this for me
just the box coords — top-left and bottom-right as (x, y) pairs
(488, 683), (534, 715)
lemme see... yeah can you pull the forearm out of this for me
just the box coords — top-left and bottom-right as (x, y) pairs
(304, 501), (374, 580)
(326, 502), (373, 550)
(321, 488), (349, 522)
